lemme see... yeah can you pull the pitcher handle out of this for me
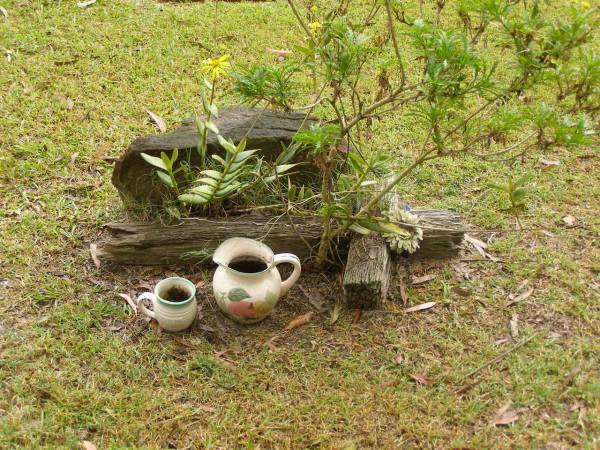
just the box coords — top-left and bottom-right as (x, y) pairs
(273, 253), (301, 296)
(136, 292), (156, 319)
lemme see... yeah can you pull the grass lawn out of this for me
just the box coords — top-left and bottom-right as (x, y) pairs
(1, 0), (599, 448)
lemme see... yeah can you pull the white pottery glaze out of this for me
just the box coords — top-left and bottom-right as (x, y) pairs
(212, 238), (301, 324)
(136, 277), (197, 332)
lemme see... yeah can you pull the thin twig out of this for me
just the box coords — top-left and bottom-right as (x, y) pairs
(384, 0), (406, 86)
(459, 332), (538, 384)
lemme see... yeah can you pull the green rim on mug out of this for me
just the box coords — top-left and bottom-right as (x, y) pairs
(155, 277), (196, 307)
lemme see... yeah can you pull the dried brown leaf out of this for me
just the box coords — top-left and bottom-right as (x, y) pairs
(491, 401), (520, 426)
(539, 158), (560, 167)
(107, 325), (123, 332)
(80, 441), (97, 450)
(197, 404), (216, 413)
(0, 6), (8, 18)
(409, 373), (434, 386)
(145, 109), (167, 133)
(451, 286), (472, 297)
(94, 142), (111, 159)
(380, 379), (400, 389)
(69, 152), (79, 165)
(404, 301), (436, 313)
(508, 288), (533, 306)
(352, 309), (362, 324)
(509, 314), (519, 339)
(118, 293), (137, 315)
(284, 311), (313, 331)
(89, 243), (101, 269)
(265, 47), (293, 58)
(77, 0), (97, 8)
(394, 353), (404, 365)
(265, 336), (278, 352)
(562, 215), (577, 228)
(411, 274), (436, 285)
(399, 277), (408, 306)
(330, 303), (341, 325)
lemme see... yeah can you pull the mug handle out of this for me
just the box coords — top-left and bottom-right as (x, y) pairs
(136, 292), (156, 319)
(273, 253), (301, 296)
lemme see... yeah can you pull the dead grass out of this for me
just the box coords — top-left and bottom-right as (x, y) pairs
(1, 0), (599, 448)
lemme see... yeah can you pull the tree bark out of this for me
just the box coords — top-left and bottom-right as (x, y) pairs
(94, 210), (463, 267)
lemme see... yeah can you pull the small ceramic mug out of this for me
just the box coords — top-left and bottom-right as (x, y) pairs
(136, 277), (197, 332)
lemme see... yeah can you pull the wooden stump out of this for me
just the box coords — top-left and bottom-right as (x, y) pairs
(343, 233), (392, 309)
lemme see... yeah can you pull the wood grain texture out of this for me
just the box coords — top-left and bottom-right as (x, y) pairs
(95, 210), (464, 267)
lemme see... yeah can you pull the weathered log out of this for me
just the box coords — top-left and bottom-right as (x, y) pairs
(112, 107), (316, 204)
(94, 210), (464, 266)
(342, 194), (391, 309)
(343, 233), (392, 309)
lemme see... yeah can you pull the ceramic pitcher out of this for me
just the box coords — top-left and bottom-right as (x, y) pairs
(212, 238), (301, 324)
(136, 277), (198, 332)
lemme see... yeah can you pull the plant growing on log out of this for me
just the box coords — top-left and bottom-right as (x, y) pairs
(228, 0), (597, 266)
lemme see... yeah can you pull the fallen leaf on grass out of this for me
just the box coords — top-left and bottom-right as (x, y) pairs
(399, 277), (408, 305)
(404, 302), (436, 313)
(265, 47), (293, 58)
(352, 309), (362, 324)
(94, 142), (111, 159)
(77, 0), (97, 8)
(394, 353), (404, 365)
(563, 364), (582, 386)
(380, 379), (401, 389)
(284, 312), (313, 331)
(265, 336), (278, 352)
(411, 274), (436, 285)
(5, 49), (12, 62)
(509, 314), (519, 338)
(57, 94), (74, 110)
(69, 152), (79, 165)
(145, 109), (167, 133)
(451, 286), (472, 297)
(80, 441), (97, 450)
(107, 324), (123, 332)
(491, 401), (520, 426)
(118, 293), (137, 315)
(409, 373), (434, 386)
(507, 287), (533, 306)
(330, 302), (341, 325)
(562, 215), (577, 228)
(0, 6), (8, 18)
(465, 234), (502, 262)
(197, 404), (216, 413)
(539, 158), (560, 168)
(89, 243), (101, 268)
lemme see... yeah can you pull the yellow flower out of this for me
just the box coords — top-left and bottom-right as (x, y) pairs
(202, 54), (231, 80)
(308, 21), (322, 30)
(581, 0), (590, 8)
(310, 5), (318, 13)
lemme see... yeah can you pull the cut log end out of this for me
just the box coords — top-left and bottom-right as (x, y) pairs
(343, 233), (391, 309)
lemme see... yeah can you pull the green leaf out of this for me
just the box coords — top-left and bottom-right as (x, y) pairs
(218, 135), (237, 154)
(141, 153), (167, 171)
(196, 177), (219, 187)
(203, 78), (213, 90)
(201, 169), (223, 180)
(514, 173), (533, 188)
(208, 104), (219, 118)
(160, 152), (172, 171)
(171, 148), (179, 164)
(211, 154), (226, 166)
(156, 170), (174, 187)
(349, 222), (372, 235)
(228, 287), (251, 302)
(189, 185), (213, 197)
(512, 187), (528, 204)
(236, 138), (247, 152)
(216, 183), (241, 197)
(275, 163), (298, 174)
(234, 149), (259, 162)
(205, 121), (219, 134)
(486, 181), (506, 192)
(178, 193), (208, 204)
